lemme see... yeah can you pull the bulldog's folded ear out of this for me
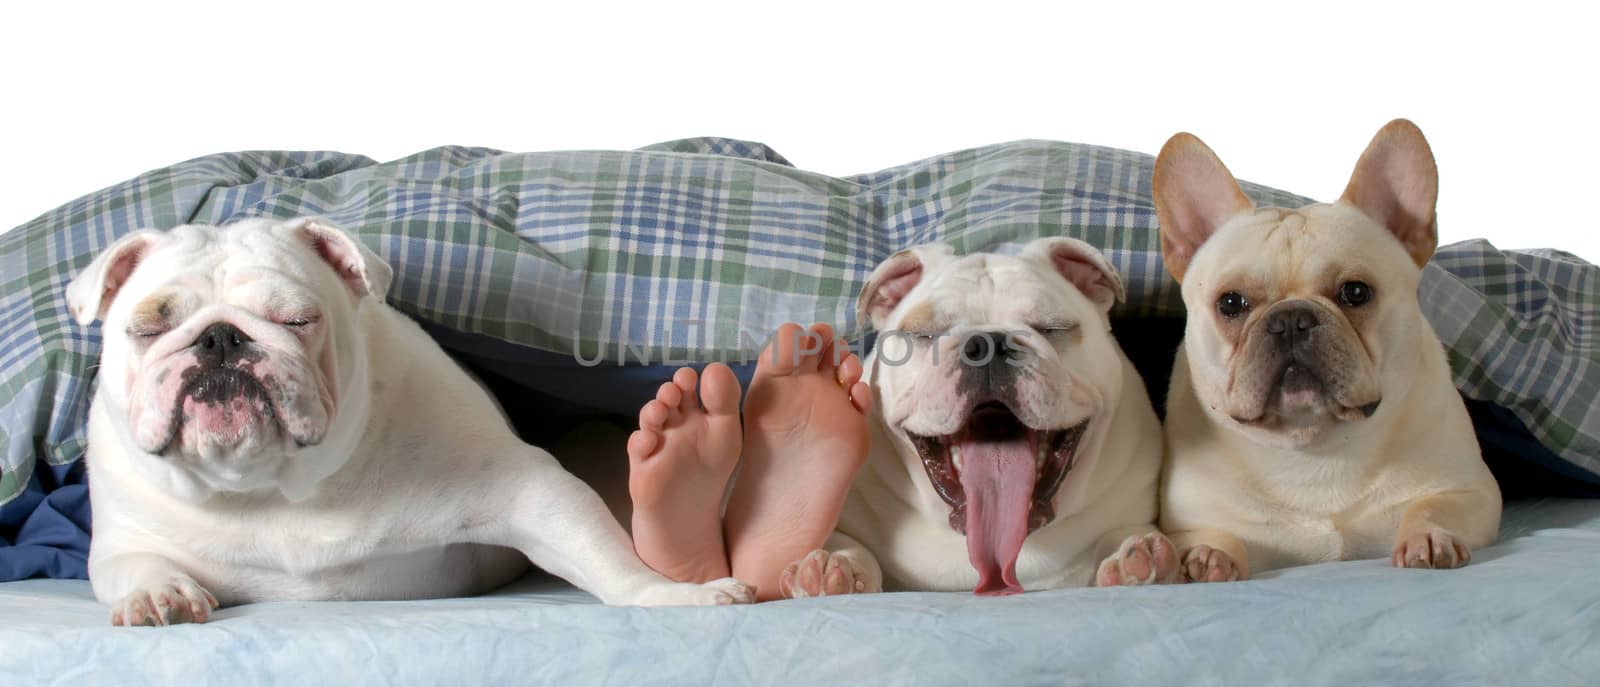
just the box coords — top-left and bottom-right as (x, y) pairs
(1023, 237), (1125, 312)
(1339, 118), (1439, 268)
(855, 243), (956, 330)
(1152, 132), (1254, 282)
(66, 230), (163, 325)
(286, 218), (394, 300)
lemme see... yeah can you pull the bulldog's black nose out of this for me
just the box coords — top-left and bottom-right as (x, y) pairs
(194, 322), (253, 367)
(1266, 307), (1320, 347)
(962, 331), (1015, 365)
(957, 330), (1027, 398)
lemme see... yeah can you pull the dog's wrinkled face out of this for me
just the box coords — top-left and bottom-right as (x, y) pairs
(67, 217), (392, 496)
(858, 238), (1126, 594)
(1179, 206), (1404, 443)
(1155, 119), (1441, 449)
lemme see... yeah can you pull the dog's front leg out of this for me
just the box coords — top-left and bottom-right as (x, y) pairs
(477, 452), (752, 606)
(91, 551), (219, 626)
(1392, 489), (1501, 569)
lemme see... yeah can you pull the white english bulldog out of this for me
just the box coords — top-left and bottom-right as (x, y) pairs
(67, 217), (751, 625)
(805, 238), (1176, 595)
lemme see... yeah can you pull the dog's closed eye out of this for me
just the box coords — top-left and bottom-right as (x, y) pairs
(126, 325), (168, 339)
(274, 312), (321, 329)
(1032, 322), (1079, 335)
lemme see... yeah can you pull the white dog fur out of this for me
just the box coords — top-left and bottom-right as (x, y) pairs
(795, 238), (1175, 595)
(69, 217), (751, 625)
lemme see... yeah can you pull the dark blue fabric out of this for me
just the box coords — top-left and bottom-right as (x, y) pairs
(0, 460), (90, 580)
(1472, 399), (1600, 499)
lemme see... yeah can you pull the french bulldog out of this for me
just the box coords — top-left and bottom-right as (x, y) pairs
(67, 217), (752, 625)
(793, 238), (1178, 596)
(1153, 119), (1502, 580)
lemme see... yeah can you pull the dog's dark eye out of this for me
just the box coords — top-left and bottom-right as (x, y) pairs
(1339, 281), (1373, 308)
(1216, 291), (1249, 319)
(283, 319), (311, 327)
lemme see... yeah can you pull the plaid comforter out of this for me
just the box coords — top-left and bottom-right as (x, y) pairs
(2, 137), (1597, 508)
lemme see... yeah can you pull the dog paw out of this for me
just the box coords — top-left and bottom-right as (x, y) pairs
(110, 579), (219, 626)
(700, 577), (757, 605)
(1096, 532), (1182, 586)
(779, 549), (878, 598)
(1180, 545), (1245, 583)
(1392, 527), (1471, 569)
(633, 577), (755, 606)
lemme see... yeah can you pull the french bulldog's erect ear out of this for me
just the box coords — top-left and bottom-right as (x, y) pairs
(66, 230), (163, 326)
(287, 218), (394, 300)
(1152, 132), (1254, 282)
(1023, 237), (1125, 312)
(855, 243), (956, 329)
(1339, 118), (1439, 268)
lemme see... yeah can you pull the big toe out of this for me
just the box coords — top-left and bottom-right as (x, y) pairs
(760, 323), (809, 376)
(800, 324), (854, 373)
(698, 363), (742, 416)
(806, 323), (839, 371)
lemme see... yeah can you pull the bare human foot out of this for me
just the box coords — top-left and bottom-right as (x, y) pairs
(627, 364), (743, 583)
(724, 323), (873, 601)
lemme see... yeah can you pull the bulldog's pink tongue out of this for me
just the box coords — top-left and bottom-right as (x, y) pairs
(958, 436), (1036, 596)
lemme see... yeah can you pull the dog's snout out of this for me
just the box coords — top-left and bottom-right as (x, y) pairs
(1266, 307), (1320, 346)
(194, 322), (253, 367)
(962, 331), (1016, 365)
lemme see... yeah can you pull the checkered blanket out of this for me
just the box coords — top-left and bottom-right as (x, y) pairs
(2, 137), (1597, 509)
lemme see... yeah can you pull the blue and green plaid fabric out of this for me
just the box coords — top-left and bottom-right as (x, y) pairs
(1, 138), (1597, 507)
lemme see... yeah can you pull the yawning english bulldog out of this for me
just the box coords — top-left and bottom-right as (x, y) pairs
(790, 238), (1180, 595)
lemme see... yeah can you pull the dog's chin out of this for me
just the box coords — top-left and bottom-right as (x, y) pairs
(137, 369), (305, 486)
(1229, 364), (1381, 448)
(904, 401), (1089, 595)
(175, 411), (279, 461)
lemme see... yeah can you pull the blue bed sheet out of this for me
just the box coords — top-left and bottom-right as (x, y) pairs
(2, 498), (1594, 685)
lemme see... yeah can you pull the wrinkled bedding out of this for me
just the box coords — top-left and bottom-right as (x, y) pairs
(4, 138), (1598, 584)
(3, 498), (1594, 684)
(3, 139), (1597, 684)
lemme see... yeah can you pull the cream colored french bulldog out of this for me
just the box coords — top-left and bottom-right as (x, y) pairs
(1153, 119), (1502, 580)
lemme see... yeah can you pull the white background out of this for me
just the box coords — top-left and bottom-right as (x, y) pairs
(3, 2), (1595, 261)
